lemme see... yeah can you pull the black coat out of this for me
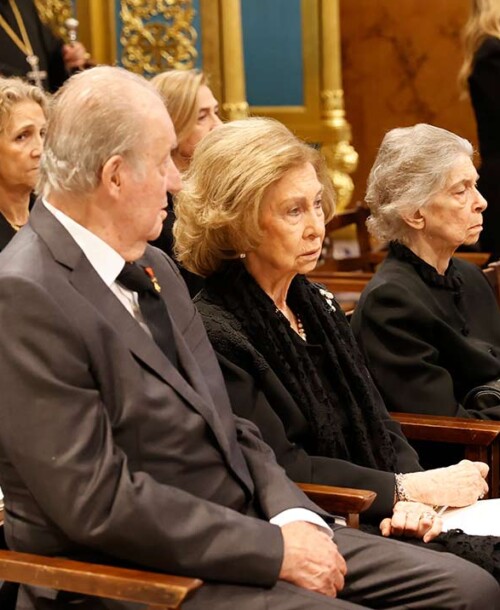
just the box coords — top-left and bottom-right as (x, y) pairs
(196, 289), (423, 522)
(0, 0), (67, 92)
(0, 212), (16, 252)
(469, 35), (500, 258)
(149, 193), (205, 297)
(351, 245), (500, 419)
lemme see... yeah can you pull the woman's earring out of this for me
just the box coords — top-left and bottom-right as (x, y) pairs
(239, 253), (246, 259)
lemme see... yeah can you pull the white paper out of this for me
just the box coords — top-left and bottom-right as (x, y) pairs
(441, 499), (500, 536)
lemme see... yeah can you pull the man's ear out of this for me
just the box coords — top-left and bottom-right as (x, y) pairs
(101, 155), (124, 196)
(401, 208), (425, 231)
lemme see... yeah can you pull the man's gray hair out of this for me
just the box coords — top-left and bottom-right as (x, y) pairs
(38, 66), (163, 196)
(366, 123), (474, 244)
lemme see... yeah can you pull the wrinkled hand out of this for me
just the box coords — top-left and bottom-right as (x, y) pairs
(279, 521), (347, 597)
(62, 42), (89, 71)
(404, 460), (488, 507)
(380, 501), (442, 543)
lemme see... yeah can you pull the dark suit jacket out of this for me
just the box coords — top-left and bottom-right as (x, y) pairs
(351, 250), (500, 419)
(0, 203), (324, 606)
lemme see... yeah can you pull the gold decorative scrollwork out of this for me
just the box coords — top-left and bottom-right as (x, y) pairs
(320, 88), (358, 210)
(120, 0), (197, 76)
(34, 0), (73, 42)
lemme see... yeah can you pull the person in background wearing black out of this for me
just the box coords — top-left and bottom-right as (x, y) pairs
(460, 0), (500, 260)
(0, 75), (46, 251)
(0, 0), (88, 92)
(150, 68), (222, 296)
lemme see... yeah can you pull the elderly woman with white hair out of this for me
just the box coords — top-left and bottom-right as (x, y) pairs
(351, 123), (500, 423)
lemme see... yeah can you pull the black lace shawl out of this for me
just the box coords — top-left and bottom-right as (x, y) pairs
(203, 261), (397, 472)
(202, 261), (500, 582)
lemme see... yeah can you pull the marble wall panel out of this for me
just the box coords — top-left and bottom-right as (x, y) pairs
(340, 0), (477, 205)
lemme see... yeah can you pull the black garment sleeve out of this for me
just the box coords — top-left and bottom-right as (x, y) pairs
(217, 353), (413, 522)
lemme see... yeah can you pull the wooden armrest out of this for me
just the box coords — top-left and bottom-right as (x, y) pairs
(391, 412), (500, 446)
(391, 412), (500, 498)
(0, 550), (202, 609)
(297, 482), (376, 528)
(0, 510), (201, 609)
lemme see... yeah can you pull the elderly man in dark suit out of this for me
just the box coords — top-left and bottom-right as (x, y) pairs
(0, 66), (497, 610)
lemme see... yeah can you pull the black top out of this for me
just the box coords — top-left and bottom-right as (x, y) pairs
(0, 193), (35, 251)
(352, 242), (500, 419)
(469, 36), (500, 160)
(149, 192), (205, 297)
(0, 0), (66, 92)
(196, 266), (423, 521)
(0, 212), (16, 251)
(468, 36), (500, 257)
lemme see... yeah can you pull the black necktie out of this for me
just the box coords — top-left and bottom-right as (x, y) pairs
(117, 263), (178, 366)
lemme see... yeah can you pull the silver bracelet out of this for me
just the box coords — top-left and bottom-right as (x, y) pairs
(395, 473), (411, 502)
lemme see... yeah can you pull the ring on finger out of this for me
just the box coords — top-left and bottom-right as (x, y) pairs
(420, 512), (435, 520)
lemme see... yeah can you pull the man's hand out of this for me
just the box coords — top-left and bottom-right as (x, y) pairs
(62, 42), (89, 71)
(404, 460), (488, 507)
(380, 501), (442, 543)
(279, 521), (347, 597)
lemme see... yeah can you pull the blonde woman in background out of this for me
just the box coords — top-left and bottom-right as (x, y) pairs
(150, 69), (222, 295)
(460, 0), (500, 260)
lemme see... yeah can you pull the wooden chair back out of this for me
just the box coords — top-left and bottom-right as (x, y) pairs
(322, 204), (374, 272)
(483, 260), (500, 306)
(321, 204), (490, 273)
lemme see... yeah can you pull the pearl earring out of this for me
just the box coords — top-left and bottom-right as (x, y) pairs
(239, 253), (246, 259)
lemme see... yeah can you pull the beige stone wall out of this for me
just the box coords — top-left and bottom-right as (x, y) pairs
(340, 0), (477, 205)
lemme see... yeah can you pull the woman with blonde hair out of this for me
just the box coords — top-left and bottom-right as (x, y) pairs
(149, 69), (221, 294)
(172, 119), (500, 576)
(0, 76), (47, 252)
(459, 0), (500, 259)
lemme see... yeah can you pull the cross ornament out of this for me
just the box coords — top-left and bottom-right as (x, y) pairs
(26, 54), (47, 88)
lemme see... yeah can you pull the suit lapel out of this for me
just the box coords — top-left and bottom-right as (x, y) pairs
(29, 203), (246, 484)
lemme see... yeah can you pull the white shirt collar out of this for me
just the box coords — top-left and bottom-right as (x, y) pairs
(42, 199), (125, 286)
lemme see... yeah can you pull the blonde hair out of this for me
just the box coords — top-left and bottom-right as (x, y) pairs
(174, 117), (336, 277)
(0, 76), (47, 133)
(459, 0), (500, 93)
(151, 69), (206, 145)
(366, 123), (473, 244)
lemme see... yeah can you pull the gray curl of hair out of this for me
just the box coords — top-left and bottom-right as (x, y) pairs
(365, 123), (474, 244)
